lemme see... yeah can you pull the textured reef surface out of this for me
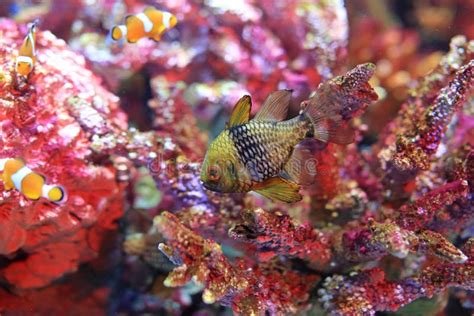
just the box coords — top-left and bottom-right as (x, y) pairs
(0, 0), (473, 315)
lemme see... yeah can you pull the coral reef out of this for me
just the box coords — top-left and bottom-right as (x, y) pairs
(0, 0), (473, 315)
(0, 19), (126, 290)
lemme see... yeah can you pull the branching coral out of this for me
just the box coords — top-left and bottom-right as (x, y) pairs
(319, 238), (474, 315)
(156, 211), (318, 315)
(229, 208), (332, 269)
(150, 36), (472, 316)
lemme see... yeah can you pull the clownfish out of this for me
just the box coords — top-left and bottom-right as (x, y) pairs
(15, 22), (37, 77)
(110, 7), (178, 43)
(0, 158), (66, 204)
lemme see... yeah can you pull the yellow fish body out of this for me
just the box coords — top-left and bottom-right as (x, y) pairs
(110, 7), (178, 43)
(200, 89), (357, 203)
(15, 22), (37, 77)
(0, 158), (66, 203)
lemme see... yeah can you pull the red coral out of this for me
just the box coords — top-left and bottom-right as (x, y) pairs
(0, 268), (110, 315)
(156, 211), (318, 315)
(379, 36), (474, 198)
(229, 208), (332, 269)
(0, 19), (125, 289)
(319, 238), (474, 315)
(395, 180), (469, 231)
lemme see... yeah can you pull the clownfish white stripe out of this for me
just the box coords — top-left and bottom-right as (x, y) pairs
(0, 159), (7, 172)
(42, 184), (53, 199)
(16, 56), (34, 67)
(136, 13), (153, 33)
(162, 12), (172, 29)
(28, 32), (36, 56)
(42, 184), (59, 200)
(11, 166), (32, 191)
(118, 25), (127, 37)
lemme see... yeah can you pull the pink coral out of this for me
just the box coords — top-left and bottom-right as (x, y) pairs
(156, 211), (319, 315)
(0, 19), (126, 289)
(319, 239), (474, 315)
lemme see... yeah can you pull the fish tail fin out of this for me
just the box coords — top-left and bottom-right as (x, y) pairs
(302, 100), (355, 145)
(42, 184), (67, 204)
(302, 63), (378, 145)
(111, 25), (126, 41)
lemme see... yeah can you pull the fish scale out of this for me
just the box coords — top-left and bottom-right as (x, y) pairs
(229, 118), (309, 185)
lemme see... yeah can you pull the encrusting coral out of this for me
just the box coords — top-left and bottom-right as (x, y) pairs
(0, 19), (126, 290)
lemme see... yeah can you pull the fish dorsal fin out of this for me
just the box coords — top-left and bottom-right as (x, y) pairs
(144, 6), (156, 13)
(227, 95), (252, 128)
(27, 23), (37, 55)
(253, 89), (292, 122)
(253, 176), (302, 203)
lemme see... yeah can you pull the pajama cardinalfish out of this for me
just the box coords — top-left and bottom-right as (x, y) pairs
(110, 7), (177, 43)
(200, 89), (358, 203)
(0, 158), (66, 204)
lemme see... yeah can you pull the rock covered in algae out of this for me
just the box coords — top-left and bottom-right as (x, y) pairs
(0, 19), (127, 289)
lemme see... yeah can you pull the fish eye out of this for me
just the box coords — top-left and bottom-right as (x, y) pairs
(208, 165), (221, 181)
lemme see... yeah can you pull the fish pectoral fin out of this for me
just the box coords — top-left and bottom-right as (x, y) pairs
(253, 177), (302, 203)
(124, 14), (136, 26)
(283, 144), (317, 185)
(253, 89), (292, 122)
(152, 27), (166, 41)
(227, 95), (252, 128)
(2, 177), (14, 190)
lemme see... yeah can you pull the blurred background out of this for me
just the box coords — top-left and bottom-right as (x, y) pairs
(1, 0), (473, 140)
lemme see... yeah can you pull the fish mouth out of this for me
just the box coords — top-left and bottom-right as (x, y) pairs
(201, 181), (218, 191)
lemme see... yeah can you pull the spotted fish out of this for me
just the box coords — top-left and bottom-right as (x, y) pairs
(200, 88), (359, 203)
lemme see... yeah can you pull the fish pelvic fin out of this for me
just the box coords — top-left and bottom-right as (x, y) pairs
(253, 176), (302, 203)
(151, 31), (163, 42)
(253, 89), (292, 122)
(227, 95), (251, 128)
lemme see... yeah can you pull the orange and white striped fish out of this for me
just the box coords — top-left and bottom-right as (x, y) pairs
(15, 22), (37, 77)
(0, 158), (66, 204)
(110, 7), (178, 43)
